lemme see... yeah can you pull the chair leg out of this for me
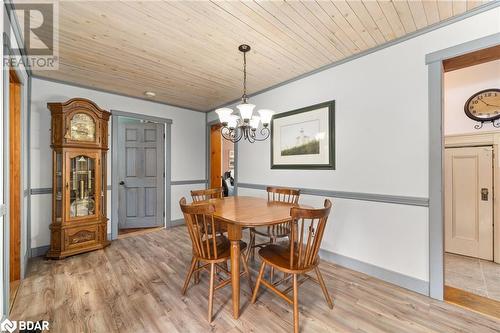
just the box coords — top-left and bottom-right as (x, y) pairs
(269, 238), (275, 283)
(249, 229), (256, 261)
(194, 260), (200, 284)
(182, 257), (197, 295)
(208, 263), (215, 323)
(293, 274), (299, 333)
(251, 262), (266, 304)
(314, 267), (333, 309)
(241, 254), (253, 294)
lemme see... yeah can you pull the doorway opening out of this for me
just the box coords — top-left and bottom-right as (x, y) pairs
(112, 113), (170, 238)
(209, 123), (235, 196)
(9, 69), (21, 310)
(442, 45), (500, 318)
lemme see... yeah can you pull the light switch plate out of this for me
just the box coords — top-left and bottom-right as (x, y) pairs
(0, 204), (6, 216)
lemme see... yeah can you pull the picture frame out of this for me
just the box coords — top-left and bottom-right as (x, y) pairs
(271, 101), (335, 169)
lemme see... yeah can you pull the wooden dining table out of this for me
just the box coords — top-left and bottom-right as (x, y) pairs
(207, 195), (303, 319)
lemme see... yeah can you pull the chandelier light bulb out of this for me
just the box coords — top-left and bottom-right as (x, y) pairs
(236, 103), (255, 121)
(215, 108), (233, 124)
(258, 109), (275, 126)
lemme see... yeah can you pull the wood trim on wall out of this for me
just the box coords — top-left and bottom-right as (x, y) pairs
(209, 123), (222, 188)
(237, 182), (428, 207)
(9, 69), (21, 283)
(445, 131), (500, 264)
(443, 44), (500, 72)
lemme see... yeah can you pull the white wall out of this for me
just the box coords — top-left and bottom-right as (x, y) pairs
(208, 7), (500, 284)
(30, 77), (206, 249)
(444, 60), (500, 135)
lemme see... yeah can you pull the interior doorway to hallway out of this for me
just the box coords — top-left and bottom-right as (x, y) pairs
(210, 123), (235, 196)
(442, 45), (500, 318)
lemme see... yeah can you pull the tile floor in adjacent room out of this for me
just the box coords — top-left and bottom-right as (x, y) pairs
(445, 252), (500, 302)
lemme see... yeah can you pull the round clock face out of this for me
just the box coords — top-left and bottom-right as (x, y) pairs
(464, 89), (500, 122)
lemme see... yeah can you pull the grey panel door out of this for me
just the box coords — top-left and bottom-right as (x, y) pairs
(118, 118), (164, 229)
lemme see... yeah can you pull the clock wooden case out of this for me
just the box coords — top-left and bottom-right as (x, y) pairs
(47, 98), (110, 259)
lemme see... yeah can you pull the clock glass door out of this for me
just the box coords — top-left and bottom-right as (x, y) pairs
(54, 152), (63, 222)
(67, 153), (99, 220)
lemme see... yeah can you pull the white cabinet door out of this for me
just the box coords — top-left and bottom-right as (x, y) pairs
(445, 146), (493, 260)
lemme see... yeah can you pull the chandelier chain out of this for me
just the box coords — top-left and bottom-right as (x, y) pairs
(242, 50), (247, 103)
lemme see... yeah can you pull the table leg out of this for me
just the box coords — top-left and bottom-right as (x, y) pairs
(227, 224), (242, 319)
(230, 240), (240, 318)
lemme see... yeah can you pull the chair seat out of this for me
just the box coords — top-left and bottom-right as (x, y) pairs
(197, 236), (247, 261)
(252, 225), (290, 238)
(258, 244), (318, 273)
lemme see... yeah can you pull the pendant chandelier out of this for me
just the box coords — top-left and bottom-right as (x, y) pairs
(215, 44), (275, 143)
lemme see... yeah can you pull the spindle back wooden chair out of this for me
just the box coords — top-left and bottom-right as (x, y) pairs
(190, 187), (226, 235)
(248, 187), (300, 265)
(191, 187), (224, 202)
(179, 197), (252, 323)
(251, 199), (333, 333)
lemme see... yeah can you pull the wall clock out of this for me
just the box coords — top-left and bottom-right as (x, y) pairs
(464, 88), (500, 129)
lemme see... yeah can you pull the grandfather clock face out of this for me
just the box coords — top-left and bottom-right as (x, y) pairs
(70, 113), (96, 141)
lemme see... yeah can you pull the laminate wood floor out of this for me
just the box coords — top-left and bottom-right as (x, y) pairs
(11, 227), (500, 333)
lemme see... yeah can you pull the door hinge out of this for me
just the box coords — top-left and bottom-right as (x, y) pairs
(163, 211), (165, 217)
(163, 133), (166, 139)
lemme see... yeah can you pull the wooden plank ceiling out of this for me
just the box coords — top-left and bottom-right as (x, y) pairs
(25, 0), (490, 111)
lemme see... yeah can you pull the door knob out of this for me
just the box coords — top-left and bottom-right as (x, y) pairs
(481, 188), (489, 201)
(119, 181), (125, 186)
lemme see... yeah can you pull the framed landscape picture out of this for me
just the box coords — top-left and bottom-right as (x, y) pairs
(271, 101), (335, 169)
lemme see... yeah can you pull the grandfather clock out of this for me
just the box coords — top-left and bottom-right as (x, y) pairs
(47, 98), (110, 259)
